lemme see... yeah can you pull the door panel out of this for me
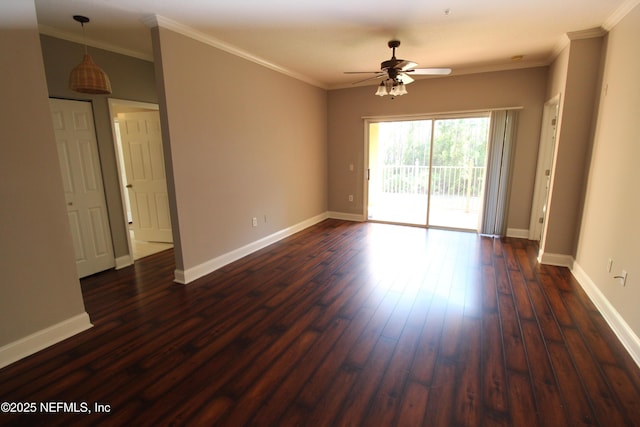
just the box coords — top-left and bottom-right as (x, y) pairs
(118, 111), (173, 243)
(428, 117), (490, 230)
(367, 120), (432, 226)
(50, 98), (115, 278)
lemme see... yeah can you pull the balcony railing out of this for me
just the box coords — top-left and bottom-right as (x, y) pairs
(380, 164), (485, 212)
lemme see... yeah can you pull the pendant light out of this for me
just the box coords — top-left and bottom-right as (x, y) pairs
(69, 15), (112, 95)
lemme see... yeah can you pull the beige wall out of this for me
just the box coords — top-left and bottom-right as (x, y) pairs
(0, 1), (87, 346)
(575, 5), (640, 335)
(151, 26), (328, 272)
(543, 36), (604, 257)
(39, 35), (158, 260)
(327, 67), (548, 231)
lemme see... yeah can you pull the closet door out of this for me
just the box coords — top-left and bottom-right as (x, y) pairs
(51, 98), (115, 277)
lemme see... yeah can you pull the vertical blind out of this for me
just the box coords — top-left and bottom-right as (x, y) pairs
(481, 110), (519, 235)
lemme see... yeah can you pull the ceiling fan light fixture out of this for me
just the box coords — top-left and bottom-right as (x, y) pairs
(375, 82), (388, 96)
(69, 15), (112, 95)
(376, 79), (408, 97)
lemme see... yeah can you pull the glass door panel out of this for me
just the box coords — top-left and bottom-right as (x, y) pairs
(428, 117), (490, 230)
(368, 120), (432, 225)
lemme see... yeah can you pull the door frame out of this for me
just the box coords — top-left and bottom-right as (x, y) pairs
(108, 98), (162, 265)
(363, 110), (492, 230)
(528, 94), (560, 241)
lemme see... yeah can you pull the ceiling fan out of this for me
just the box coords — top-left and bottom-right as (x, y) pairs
(345, 40), (451, 97)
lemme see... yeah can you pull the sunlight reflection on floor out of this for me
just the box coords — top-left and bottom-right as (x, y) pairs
(365, 223), (483, 311)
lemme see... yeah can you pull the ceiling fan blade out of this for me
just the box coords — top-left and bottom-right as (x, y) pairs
(406, 68), (452, 75)
(396, 60), (418, 71)
(344, 71), (382, 74)
(397, 73), (414, 84)
(351, 73), (386, 85)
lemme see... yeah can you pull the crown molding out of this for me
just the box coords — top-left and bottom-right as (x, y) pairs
(143, 14), (327, 90)
(548, 34), (570, 63)
(548, 26), (608, 63)
(38, 24), (154, 61)
(603, 0), (640, 30)
(566, 27), (607, 40)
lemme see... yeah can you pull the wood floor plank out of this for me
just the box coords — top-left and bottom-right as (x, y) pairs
(497, 292), (528, 373)
(507, 371), (539, 427)
(362, 322), (422, 426)
(547, 340), (598, 426)
(539, 272), (574, 327)
(507, 271), (535, 321)
(452, 317), (482, 427)
(562, 291), (618, 364)
(396, 380), (430, 427)
(520, 320), (569, 426)
(563, 327), (629, 426)
(294, 305), (377, 408)
(1, 219), (639, 426)
(333, 336), (397, 426)
(409, 300), (446, 386)
(482, 311), (509, 415)
(526, 278), (564, 342)
(423, 358), (457, 426)
(247, 318), (350, 426)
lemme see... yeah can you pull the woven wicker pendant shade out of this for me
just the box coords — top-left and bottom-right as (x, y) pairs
(68, 15), (112, 95)
(69, 53), (112, 94)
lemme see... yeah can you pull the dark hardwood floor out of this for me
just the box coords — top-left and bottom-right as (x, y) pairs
(1, 219), (640, 426)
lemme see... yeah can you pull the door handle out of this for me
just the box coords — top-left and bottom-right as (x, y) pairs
(126, 184), (133, 188)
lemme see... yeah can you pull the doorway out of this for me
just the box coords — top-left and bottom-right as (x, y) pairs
(108, 99), (173, 261)
(367, 114), (490, 231)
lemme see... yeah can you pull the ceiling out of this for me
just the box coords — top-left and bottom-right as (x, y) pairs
(33, 0), (635, 90)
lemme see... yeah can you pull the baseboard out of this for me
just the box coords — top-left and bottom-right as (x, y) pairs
(115, 254), (133, 270)
(571, 262), (640, 368)
(174, 212), (330, 284)
(538, 252), (574, 267)
(0, 312), (93, 369)
(506, 228), (529, 239)
(327, 211), (366, 222)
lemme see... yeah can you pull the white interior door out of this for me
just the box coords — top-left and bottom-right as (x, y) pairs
(50, 98), (115, 278)
(117, 111), (173, 243)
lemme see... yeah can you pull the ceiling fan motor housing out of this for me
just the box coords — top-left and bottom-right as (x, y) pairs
(388, 40), (401, 49)
(383, 65), (400, 79)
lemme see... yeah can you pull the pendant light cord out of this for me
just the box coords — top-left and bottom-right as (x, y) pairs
(81, 22), (87, 54)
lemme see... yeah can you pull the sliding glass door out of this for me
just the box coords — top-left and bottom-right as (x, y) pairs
(428, 116), (490, 229)
(367, 114), (490, 231)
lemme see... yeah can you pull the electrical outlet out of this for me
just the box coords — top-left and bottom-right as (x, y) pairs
(252, 217), (258, 227)
(348, 194), (354, 202)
